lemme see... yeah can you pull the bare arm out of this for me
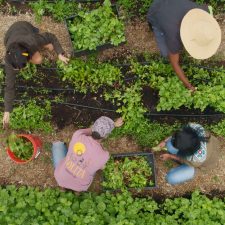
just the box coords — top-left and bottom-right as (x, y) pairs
(160, 153), (185, 164)
(169, 53), (195, 91)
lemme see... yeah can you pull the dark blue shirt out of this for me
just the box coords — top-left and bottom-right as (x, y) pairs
(147, 0), (208, 54)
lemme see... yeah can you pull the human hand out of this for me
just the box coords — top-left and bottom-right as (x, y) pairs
(160, 153), (171, 161)
(158, 140), (166, 148)
(3, 112), (10, 129)
(187, 84), (197, 93)
(152, 140), (167, 151)
(114, 117), (124, 127)
(58, 54), (69, 64)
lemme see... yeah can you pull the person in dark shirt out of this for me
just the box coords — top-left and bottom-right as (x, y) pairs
(147, 0), (221, 91)
(3, 21), (69, 128)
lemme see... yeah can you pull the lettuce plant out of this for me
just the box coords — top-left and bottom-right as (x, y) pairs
(69, 0), (125, 51)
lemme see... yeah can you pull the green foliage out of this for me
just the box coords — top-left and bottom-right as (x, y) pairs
(105, 80), (146, 123)
(111, 118), (180, 148)
(162, 191), (225, 224)
(1, 100), (53, 133)
(29, 0), (48, 22)
(46, 0), (79, 22)
(209, 120), (225, 138)
(0, 186), (224, 224)
(130, 61), (225, 113)
(195, 0), (225, 12)
(105, 78), (179, 147)
(118, 0), (153, 18)
(7, 133), (33, 160)
(118, 0), (224, 18)
(0, 67), (4, 84)
(103, 156), (153, 189)
(57, 58), (122, 93)
(29, 0), (79, 22)
(156, 76), (193, 111)
(19, 63), (37, 80)
(69, 0), (125, 51)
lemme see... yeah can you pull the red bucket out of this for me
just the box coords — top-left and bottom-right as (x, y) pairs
(7, 134), (42, 164)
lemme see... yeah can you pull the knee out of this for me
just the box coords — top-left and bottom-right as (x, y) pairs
(166, 166), (195, 185)
(52, 141), (66, 151)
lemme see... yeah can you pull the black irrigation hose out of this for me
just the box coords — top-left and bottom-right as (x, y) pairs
(0, 98), (117, 113)
(2, 99), (224, 117)
(1, 98), (224, 118)
(16, 85), (76, 92)
(114, 61), (225, 72)
(145, 112), (225, 118)
(54, 102), (117, 113)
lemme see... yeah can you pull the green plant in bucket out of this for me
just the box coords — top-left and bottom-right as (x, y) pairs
(7, 133), (33, 161)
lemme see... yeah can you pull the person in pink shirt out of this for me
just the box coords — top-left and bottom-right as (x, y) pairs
(52, 116), (123, 192)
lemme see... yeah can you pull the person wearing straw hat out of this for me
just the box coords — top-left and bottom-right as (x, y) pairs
(53, 116), (123, 192)
(147, 0), (221, 91)
(2, 21), (69, 129)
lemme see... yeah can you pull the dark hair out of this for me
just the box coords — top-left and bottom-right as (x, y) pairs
(5, 42), (31, 69)
(171, 125), (209, 157)
(91, 131), (102, 140)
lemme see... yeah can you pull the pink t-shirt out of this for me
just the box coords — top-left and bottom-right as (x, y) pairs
(54, 129), (109, 192)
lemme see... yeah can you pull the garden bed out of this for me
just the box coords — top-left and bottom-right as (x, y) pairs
(102, 152), (157, 191)
(5, 57), (224, 131)
(65, 3), (126, 56)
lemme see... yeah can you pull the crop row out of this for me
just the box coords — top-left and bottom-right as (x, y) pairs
(1, 58), (225, 145)
(0, 185), (224, 225)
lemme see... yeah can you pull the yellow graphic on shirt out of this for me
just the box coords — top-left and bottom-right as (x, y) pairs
(65, 157), (86, 179)
(73, 142), (86, 156)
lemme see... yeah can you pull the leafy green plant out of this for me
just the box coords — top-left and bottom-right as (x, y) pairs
(29, 0), (79, 22)
(209, 120), (225, 138)
(19, 63), (37, 80)
(45, 0), (79, 22)
(57, 58), (122, 93)
(7, 133), (33, 160)
(68, 0), (125, 51)
(0, 67), (4, 90)
(105, 78), (179, 147)
(0, 186), (224, 225)
(103, 156), (153, 189)
(130, 60), (225, 112)
(195, 0), (225, 12)
(29, 0), (48, 22)
(1, 100), (53, 133)
(118, 0), (153, 18)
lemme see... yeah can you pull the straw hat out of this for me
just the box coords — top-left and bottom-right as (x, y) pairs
(180, 8), (221, 59)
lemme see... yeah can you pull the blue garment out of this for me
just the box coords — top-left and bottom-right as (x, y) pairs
(152, 26), (169, 57)
(52, 141), (68, 168)
(165, 138), (195, 185)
